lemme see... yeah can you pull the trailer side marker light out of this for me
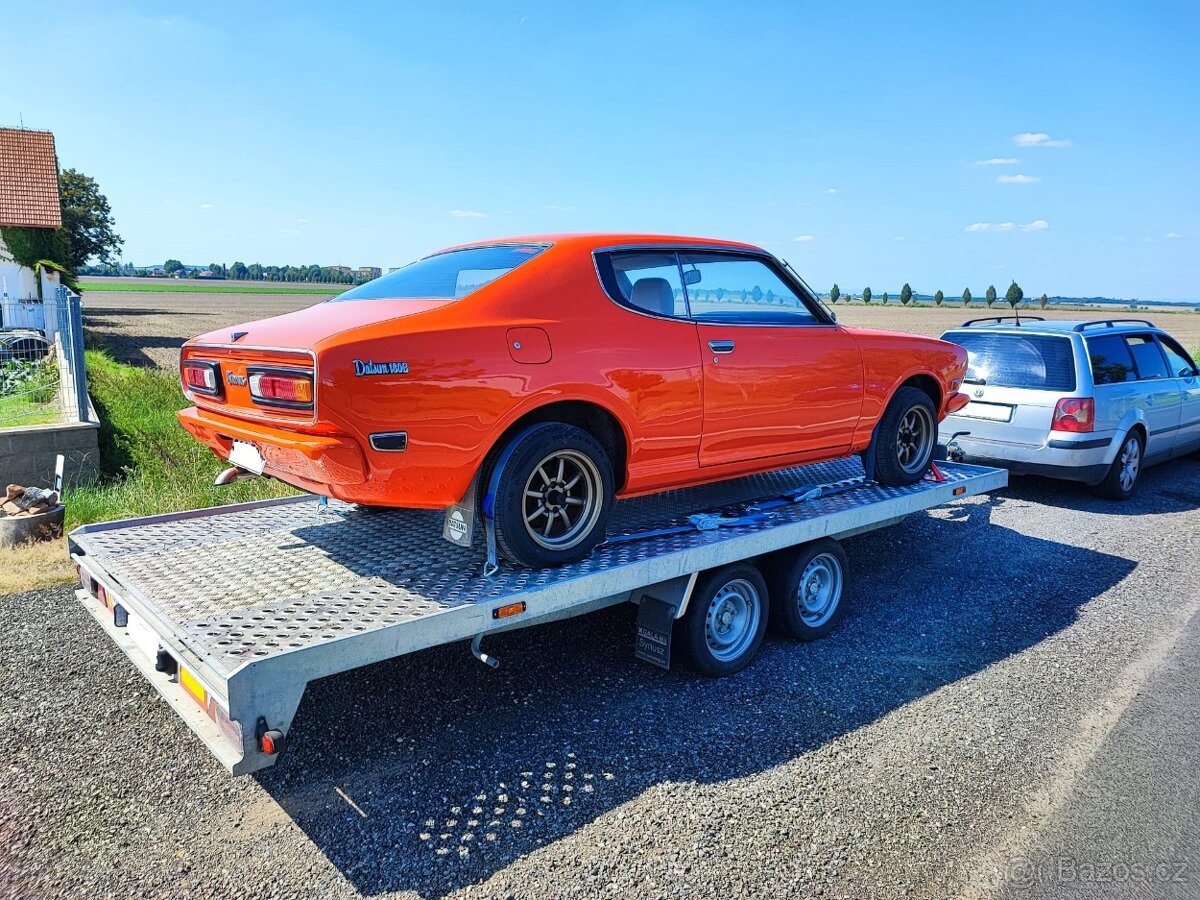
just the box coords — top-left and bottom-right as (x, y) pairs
(493, 601), (526, 620)
(179, 667), (208, 707)
(260, 729), (285, 755)
(953, 486), (966, 496)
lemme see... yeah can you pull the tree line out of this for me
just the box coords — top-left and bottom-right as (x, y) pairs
(78, 260), (368, 284)
(828, 281), (1049, 309)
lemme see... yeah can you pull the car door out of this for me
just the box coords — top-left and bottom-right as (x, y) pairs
(1156, 333), (1200, 454)
(679, 251), (863, 467)
(1121, 334), (1183, 459)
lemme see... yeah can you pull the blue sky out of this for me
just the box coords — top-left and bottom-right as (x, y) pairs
(5, 1), (1198, 299)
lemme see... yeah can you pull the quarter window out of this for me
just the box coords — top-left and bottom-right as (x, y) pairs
(679, 253), (820, 325)
(1124, 335), (1170, 380)
(1087, 335), (1137, 385)
(604, 251), (688, 318)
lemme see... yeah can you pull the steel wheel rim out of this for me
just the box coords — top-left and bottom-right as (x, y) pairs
(896, 405), (934, 475)
(704, 578), (762, 662)
(1119, 437), (1141, 492)
(797, 553), (843, 628)
(522, 449), (604, 550)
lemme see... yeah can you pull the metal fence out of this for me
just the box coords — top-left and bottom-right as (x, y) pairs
(0, 287), (89, 427)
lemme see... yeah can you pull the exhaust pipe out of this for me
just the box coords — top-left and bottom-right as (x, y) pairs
(214, 466), (258, 486)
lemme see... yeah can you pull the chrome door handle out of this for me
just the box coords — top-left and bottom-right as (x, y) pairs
(708, 340), (735, 354)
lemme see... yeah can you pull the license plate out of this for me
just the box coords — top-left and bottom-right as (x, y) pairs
(958, 401), (1014, 423)
(229, 440), (265, 475)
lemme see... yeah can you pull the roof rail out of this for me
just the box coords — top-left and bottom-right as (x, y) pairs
(960, 315), (1046, 327)
(1072, 319), (1155, 332)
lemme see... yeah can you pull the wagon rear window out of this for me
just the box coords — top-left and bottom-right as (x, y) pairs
(942, 331), (1077, 391)
(331, 244), (547, 301)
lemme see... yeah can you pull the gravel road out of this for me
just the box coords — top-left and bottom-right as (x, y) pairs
(2, 460), (1199, 899)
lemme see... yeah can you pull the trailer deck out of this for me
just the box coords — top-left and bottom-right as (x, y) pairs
(69, 457), (1006, 774)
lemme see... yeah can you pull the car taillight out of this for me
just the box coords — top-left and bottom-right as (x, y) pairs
(1053, 397), (1094, 433)
(248, 369), (314, 408)
(182, 360), (222, 396)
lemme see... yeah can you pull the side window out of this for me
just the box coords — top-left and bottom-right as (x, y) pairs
(1125, 334), (1170, 380)
(678, 253), (820, 325)
(1157, 335), (1199, 378)
(604, 251), (687, 318)
(1086, 335), (1137, 385)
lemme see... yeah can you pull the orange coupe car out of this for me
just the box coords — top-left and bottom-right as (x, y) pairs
(179, 234), (969, 567)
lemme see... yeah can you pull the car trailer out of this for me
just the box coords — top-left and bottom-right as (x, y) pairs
(69, 457), (1006, 775)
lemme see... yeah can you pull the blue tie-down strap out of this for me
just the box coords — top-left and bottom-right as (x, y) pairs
(605, 510), (773, 546)
(746, 476), (867, 513)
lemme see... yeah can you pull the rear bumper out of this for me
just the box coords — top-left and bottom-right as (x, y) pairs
(938, 431), (1115, 485)
(178, 406), (367, 488)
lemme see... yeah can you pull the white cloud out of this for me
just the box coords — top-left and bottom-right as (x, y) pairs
(198, 202), (214, 209)
(1165, 232), (1181, 239)
(793, 234), (814, 242)
(892, 236), (906, 241)
(977, 157), (1018, 165)
(451, 209), (488, 218)
(1012, 132), (1072, 148)
(965, 219), (1048, 233)
(296, 217), (310, 223)
(824, 187), (837, 194)
(996, 174), (1041, 184)
(544, 204), (575, 212)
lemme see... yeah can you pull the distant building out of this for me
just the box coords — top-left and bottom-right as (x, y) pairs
(327, 265), (351, 276)
(0, 128), (64, 302)
(355, 266), (382, 281)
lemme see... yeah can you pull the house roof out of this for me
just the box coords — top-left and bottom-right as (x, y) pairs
(0, 128), (62, 229)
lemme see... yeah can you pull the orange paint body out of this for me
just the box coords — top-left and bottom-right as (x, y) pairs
(178, 234), (968, 509)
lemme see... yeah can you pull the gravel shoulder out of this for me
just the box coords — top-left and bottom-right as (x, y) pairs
(1, 460), (1198, 899)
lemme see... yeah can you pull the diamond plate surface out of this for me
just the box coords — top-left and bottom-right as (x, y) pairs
(73, 458), (986, 675)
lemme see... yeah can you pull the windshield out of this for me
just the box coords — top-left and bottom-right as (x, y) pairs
(944, 331), (1077, 391)
(331, 243), (548, 302)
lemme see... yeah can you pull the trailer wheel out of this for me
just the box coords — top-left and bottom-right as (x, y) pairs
(678, 563), (768, 676)
(491, 422), (614, 568)
(765, 539), (848, 641)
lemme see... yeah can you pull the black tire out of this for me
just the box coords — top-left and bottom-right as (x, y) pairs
(764, 539), (849, 641)
(676, 563), (769, 677)
(1092, 429), (1143, 501)
(872, 386), (937, 485)
(491, 423), (614, 568)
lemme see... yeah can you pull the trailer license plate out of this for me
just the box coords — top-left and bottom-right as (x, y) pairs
(959, 401), (1014, 423)
(229, 440), (265, 474)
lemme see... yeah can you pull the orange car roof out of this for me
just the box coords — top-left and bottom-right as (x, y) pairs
(438, 233), (765, 254)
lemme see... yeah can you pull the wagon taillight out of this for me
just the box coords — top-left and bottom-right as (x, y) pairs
(182, 360), (222, 397)
(1053, 397), (1094, 433)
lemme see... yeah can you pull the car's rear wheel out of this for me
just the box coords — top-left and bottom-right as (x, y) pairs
(871, 386), (937, 485)
(491, 423), (614, 568)
(1093, 430), (1143, 501)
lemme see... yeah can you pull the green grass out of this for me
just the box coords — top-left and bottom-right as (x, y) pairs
(0, 393), (60, 427)
(78, 280), (343, 295)
(65, 349), (296, 529)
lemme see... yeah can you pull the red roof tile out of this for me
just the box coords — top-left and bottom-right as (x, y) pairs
(0, 128), (62, 229)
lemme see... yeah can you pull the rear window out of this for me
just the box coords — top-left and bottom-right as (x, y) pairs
(943, 331), (1077, 391)
(331, 244), (547, 301)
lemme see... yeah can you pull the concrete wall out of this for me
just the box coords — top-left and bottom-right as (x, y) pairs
(0, 418), (99, 489)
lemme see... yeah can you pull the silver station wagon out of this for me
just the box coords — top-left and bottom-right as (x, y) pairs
(937, 317), (1200, 499)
